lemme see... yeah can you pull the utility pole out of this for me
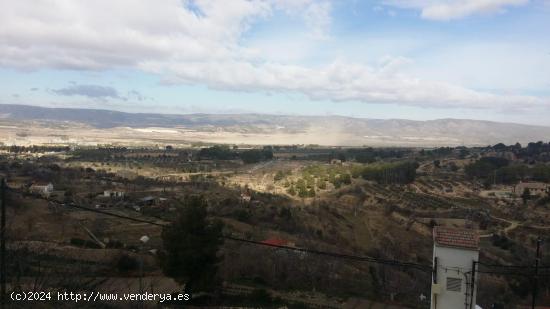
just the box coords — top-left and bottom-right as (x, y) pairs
(470, 261), (476, 309)
(432, 256), (438, 309)
(1, 178), (6, 309)
(531, 237), (542, 309)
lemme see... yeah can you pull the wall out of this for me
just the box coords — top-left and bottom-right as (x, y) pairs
(431, 245), (479, 309)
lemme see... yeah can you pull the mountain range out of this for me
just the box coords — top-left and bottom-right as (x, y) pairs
(0, 104), (548, 147)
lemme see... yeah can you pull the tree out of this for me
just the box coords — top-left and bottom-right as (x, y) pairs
(355, 152), (376, 163)
(160, 196), (224, 292)
(239, 148), (273, 164)
(458, 148), (469, 159)
(199, 145), (236, 160)
(360, 161), (418, 184)
(307, 187), (316, 197)
(341, 173), (352, 185)
(337, 153), (347, 162)
(296, 179), (308, 197)
(116, 254), (138, 273)
(287, 185), (296, 196)
(274, 170), (284, 181)
(464, 157), (509, 179)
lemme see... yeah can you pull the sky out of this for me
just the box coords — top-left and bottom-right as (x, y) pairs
(1, 0), (550, 125)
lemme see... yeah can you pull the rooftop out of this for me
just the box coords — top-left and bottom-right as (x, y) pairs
(433, 226), (479, 250)
(31, 181), (52, 187)
(516, 182), (548, 189)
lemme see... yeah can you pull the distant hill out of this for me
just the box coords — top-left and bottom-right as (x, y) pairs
(0, 104), (548, 146)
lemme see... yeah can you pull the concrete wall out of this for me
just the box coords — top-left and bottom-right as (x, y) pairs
(431, 245), (479, 309)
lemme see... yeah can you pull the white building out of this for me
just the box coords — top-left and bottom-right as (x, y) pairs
(240, 192), (251, 203)
(513, 182), (549, 197)
(29, 182), (54, 197)
(103, 190), (125, 198)
(431, 226), (479, 309)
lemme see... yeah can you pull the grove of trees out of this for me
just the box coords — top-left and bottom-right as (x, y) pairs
(465, 157), (550, 184)
(240, 148), (273, 164)
(360, 161), (419, 184)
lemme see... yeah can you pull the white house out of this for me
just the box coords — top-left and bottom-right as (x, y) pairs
(29, 182), (54, 197)
(431, 226), (479, 309)
(513, 182), (549, 197)
(103, 190), (125, 198)
(240, 192), (251, 203)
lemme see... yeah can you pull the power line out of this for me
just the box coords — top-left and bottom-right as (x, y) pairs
(61, 202), (432, 271)
(66, 203), (165, 227)
(223, 235), (431, 271)
(70, 202), (550, 276)
(11, 189), (550, 277)
(477, 261), (550, 270)
(475, 269), (550, 278)
(62, 201), (550, 274)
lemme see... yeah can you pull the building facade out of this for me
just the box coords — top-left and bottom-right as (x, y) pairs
(103, 190), (125, 198)
(29, 182), (54, 197)
(431, 227), (479, 309)
(513, 182), (549, 197)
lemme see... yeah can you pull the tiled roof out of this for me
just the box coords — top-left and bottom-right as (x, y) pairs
(433, 226), (479, 250)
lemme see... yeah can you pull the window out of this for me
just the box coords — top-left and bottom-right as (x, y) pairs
(446, 277), (462, 292)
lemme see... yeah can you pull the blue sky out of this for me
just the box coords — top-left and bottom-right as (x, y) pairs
(1, 0), (549, 125)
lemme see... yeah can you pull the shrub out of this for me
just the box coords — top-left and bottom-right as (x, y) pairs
(274, 171), (285, 181)
(248, 289), (272, 305)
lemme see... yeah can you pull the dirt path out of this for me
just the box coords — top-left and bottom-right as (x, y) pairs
(485, 214), (550, 236)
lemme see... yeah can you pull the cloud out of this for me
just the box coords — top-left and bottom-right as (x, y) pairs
(303, 1), (332, 39)
(0, 0), (270, 70)
(383, 0), (529, 20)
(0, 0), (546, 109)
(127, 90), (152, 101)
(29, 87), (39, 91)
(273, 0), (332, 39)
(51, 84), (153, 102)
(372, 4), (397, 17)
(52, 84), (120, 99)
(147, 57), (546, 109)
